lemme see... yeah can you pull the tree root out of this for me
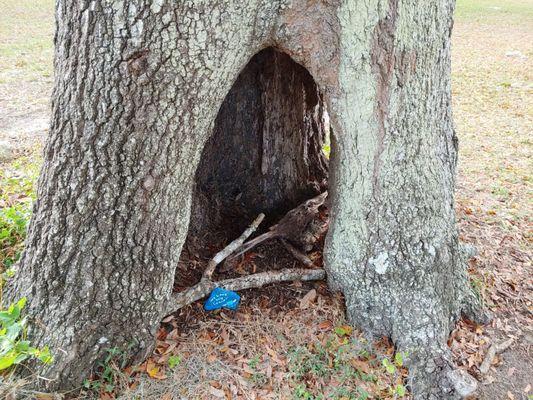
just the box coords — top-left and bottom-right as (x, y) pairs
(403, 344), (478, 399)
(479, 338), (513, 375)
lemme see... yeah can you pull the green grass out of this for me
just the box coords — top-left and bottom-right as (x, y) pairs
(0, 0), (54, 84)
(455, 0), (533, 21)
(287, 333), (407, 400)
(0, 154), (41, 271)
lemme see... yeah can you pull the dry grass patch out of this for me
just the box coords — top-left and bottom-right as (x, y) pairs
(450, 6), (532, 399)
(116, 286), (407, 400)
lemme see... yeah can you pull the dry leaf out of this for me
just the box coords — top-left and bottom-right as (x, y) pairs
(300, 289), (317, 309)
(146, 359), (167, 379)
(318, 320), (333, 331)
(209, 386), (226, 398)
(146, 360), (157, 376)
(35, 395), (56, 400)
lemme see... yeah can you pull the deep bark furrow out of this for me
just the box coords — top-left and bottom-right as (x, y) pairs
(7, 1), (287, 387)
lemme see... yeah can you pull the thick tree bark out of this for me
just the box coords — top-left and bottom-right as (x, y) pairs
(324, 1), (487, 398)
(5, 0), (485, 398)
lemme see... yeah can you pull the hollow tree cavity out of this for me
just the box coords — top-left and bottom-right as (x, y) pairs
(188, 47), (328, 243)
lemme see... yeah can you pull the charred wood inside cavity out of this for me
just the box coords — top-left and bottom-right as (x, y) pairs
(186, 48), (329, 248)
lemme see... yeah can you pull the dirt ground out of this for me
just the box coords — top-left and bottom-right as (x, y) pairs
(451, 9), (532, 399)
(0, 0), (531, 399)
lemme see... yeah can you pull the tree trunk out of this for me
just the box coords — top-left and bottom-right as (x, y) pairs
(5, 0), (485, 397)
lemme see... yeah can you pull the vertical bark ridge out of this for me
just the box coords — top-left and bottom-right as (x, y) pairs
(325, 0), (485, 398)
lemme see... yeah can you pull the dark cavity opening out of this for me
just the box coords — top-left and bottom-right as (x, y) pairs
(176, 47), (330, 291)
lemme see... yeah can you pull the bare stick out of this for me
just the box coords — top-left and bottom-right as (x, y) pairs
(201, 213), (265, 282)
(165, 204), (326, 317)
(165, 268), (325, 315)
(280, 239), (314, 267)
(221, 267), (324, 292)
(226, 230), (274, 260)
(479, 338), (513, 375)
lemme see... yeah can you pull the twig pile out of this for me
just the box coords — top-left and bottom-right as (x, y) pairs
(165, 193), (328, 316)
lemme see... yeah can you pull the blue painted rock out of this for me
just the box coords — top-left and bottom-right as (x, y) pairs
(204, 287), (241, 311)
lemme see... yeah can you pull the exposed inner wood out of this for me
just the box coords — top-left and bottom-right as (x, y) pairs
(186, 47), (329, 245)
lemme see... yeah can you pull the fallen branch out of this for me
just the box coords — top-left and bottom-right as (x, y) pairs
(280, 239), (314, 267)
(229, 191), (328, 260)
(165, 268), (325, 315)
(479, 338), (513, 375)
(201, 213), (265, 282)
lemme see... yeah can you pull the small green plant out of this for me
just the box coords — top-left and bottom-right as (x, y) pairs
(293, 384), (315, 400)
(0, 297), (53, 371)
(382, 357), (396, 374)
(322, 144), (331, 159)
(168, 354), (181, 369)
(491, 185), (510, 199)
(356, 388), (370, 400)
(248, 354), (260, 369)
(287, 334), (385, 399)
(382, 352), (408, 398)
(247, 354), (268, 387)
(394, 352), (404, 367)
(0, 202), (32, 270)
(394, 384), (407, 397)
(334, 324), (352, 337)
(0, 154), (41, 272)
(83, 346), (133, 394)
